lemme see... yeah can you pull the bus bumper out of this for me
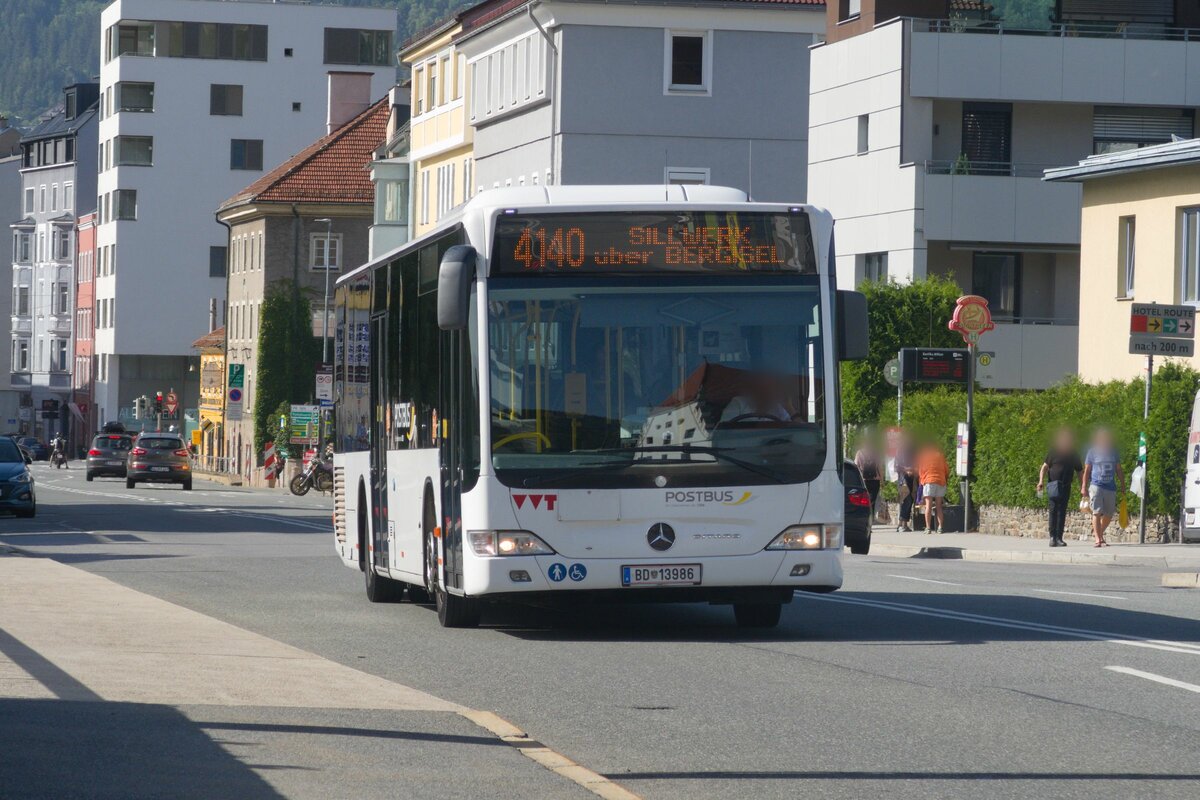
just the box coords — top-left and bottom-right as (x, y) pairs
(461, 550), (842, 598)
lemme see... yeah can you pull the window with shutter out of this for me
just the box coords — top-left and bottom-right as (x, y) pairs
(961, 103), (1012, 175)
(1093, 107), (1194, 154)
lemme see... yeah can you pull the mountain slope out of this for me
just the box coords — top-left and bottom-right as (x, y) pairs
(0, 0), (471, 128)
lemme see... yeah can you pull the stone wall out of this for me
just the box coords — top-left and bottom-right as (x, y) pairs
(885, 502), (1174, 543)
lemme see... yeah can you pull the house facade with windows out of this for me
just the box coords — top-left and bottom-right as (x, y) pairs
(449, 0), (824, 201)
(191, 325), (225, 472)
(403, 19), (474, 237)
(1045, 140), (1200, 382)
(809, 0), (1200, 389)
(216, 96), (389, 484)
(10, 83), (99, 441)
(94, 0), (396, 432)
(74, 211), (98, 448)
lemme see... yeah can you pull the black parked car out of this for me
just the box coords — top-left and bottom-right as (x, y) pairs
(843, 460), (872, 555)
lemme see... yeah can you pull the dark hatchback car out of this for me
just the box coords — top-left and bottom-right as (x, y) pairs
(19, 437), (49, 461)
(843, 460), (872, 555)
(0, 437), (35, 517)
(127, 433), (192, 490)
(86, 433), (134, 480)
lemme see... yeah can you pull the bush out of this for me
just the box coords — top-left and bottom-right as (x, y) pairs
(253, 280), (321, 461)
(880, 366), (1200, 518)
(842, 277), (964, 425)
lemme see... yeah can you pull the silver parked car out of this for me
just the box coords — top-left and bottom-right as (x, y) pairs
(127, 433), (192, 490)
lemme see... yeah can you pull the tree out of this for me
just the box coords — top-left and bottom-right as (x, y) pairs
(253, 280), (320, 460)
(841, 276), (964, 425)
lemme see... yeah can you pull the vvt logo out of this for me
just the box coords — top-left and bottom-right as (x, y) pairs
(513, 493), (558, 511)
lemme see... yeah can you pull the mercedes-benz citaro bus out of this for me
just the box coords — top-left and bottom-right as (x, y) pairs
(332, 185), (867, 628)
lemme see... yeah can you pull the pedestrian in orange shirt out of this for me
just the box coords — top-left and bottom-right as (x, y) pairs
(917, 439), (949, 534)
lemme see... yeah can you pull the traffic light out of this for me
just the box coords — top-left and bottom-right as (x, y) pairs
(154, 391), (163, 415)
(133, 397), (142, 419)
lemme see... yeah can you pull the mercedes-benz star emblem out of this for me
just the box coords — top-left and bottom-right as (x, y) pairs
(647, 523), (675, 552)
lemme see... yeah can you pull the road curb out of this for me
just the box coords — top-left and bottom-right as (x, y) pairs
(1162, 572), (1200, 588)
(869, 543), (1187, 568)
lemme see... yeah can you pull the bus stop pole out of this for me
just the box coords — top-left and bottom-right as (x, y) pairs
(964, 342), (974, 533)
(1139, 354), (1151, 545)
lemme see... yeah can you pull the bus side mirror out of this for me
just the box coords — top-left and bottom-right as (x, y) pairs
(437, 245), (477, 330)
(837, 289), (869, 361)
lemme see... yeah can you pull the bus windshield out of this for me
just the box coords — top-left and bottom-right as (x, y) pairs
(488, 276), (827, 488)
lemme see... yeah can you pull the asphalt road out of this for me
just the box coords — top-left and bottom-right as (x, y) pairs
(3, 465), (1199, 799)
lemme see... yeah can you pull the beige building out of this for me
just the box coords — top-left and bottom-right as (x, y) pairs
(216, 92), (389, 484)
(403, 19), (473, 236)
(1046, 140), (1200, 382)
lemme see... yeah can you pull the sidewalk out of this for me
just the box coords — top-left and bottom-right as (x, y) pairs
(869, 526), (1200, 569)
(0, 549), (632, 799)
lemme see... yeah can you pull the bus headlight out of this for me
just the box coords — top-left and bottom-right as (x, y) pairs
(468, 530), (555, 557)
(766, 524), (841, 550)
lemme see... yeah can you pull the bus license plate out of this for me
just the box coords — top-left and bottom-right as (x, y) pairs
(621, 564), (702, 587)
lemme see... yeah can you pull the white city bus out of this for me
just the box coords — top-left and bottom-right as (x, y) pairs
(332, 186), (867, 627)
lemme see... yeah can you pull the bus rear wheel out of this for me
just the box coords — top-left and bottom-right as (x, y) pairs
(364, 559), (405, 603)
(733, 602), (782, 629)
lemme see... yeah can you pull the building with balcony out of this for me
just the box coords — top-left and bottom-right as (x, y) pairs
(216, 94), (388, 484)
(94, 0), (396, 431)
(403, 18), (472, 237)
(369, 86), (412, 258)
(10, 83), (98, 439)
(1046, 139), (1200, 382)
(451, 0), (824, 200)
(809, 1), (1200, 388)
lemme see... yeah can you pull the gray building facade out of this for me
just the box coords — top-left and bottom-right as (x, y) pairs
(456, 0), (824, 201)
(10, 84), (99, 440)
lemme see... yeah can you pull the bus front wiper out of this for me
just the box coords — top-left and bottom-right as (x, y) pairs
(521, 445), (787, 487)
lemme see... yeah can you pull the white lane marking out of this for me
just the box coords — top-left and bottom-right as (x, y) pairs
(797, 593), (1200, 656)
(886, 574), (964, 587)
(1105, 666), (1200, 694)
(1034, 589), (1127, 601)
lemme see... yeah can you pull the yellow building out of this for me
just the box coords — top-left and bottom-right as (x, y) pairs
(192, 327), (226, 473)
(1047, 141), (1200, 382)
(403, 19), (474, 236)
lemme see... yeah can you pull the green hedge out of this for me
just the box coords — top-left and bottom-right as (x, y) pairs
(877, 363), (1199, 518)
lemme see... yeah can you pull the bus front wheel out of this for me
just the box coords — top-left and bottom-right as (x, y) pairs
(424, 502), (479, 628)
(733, 602), (782, 629)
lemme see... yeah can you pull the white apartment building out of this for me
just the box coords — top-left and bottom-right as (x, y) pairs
(808, 1), (1200, 389)
(95, 0), (395, 427)
(450, 0), (824, 212)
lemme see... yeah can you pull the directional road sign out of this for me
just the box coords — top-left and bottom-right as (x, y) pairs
(1130, 303), (1195, 338)
(165, 391), (179, 417)
(1129, 336), (1196, 357)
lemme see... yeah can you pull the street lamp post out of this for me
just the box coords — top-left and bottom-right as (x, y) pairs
(314, 218), (333, 451)
(315, 218), (333, 364)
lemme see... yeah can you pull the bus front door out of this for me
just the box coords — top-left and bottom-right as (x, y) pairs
(438, 328), (467, 591)
(369, 314), (390, 573)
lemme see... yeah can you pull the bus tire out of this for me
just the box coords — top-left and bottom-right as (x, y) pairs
(365, 560), (405, 603)
(436, 587), (480, 628)
(733, 602), (782, 629)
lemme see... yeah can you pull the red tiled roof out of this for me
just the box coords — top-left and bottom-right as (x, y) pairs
(192, 327), (225, 350)
(220, 98), (390, 210)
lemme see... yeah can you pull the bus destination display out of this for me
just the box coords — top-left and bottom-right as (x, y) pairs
(492, 211), (814, 275)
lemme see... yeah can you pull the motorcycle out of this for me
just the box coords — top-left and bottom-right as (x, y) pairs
(289, 454), (334, 496)
(51, 447), (67, 469)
